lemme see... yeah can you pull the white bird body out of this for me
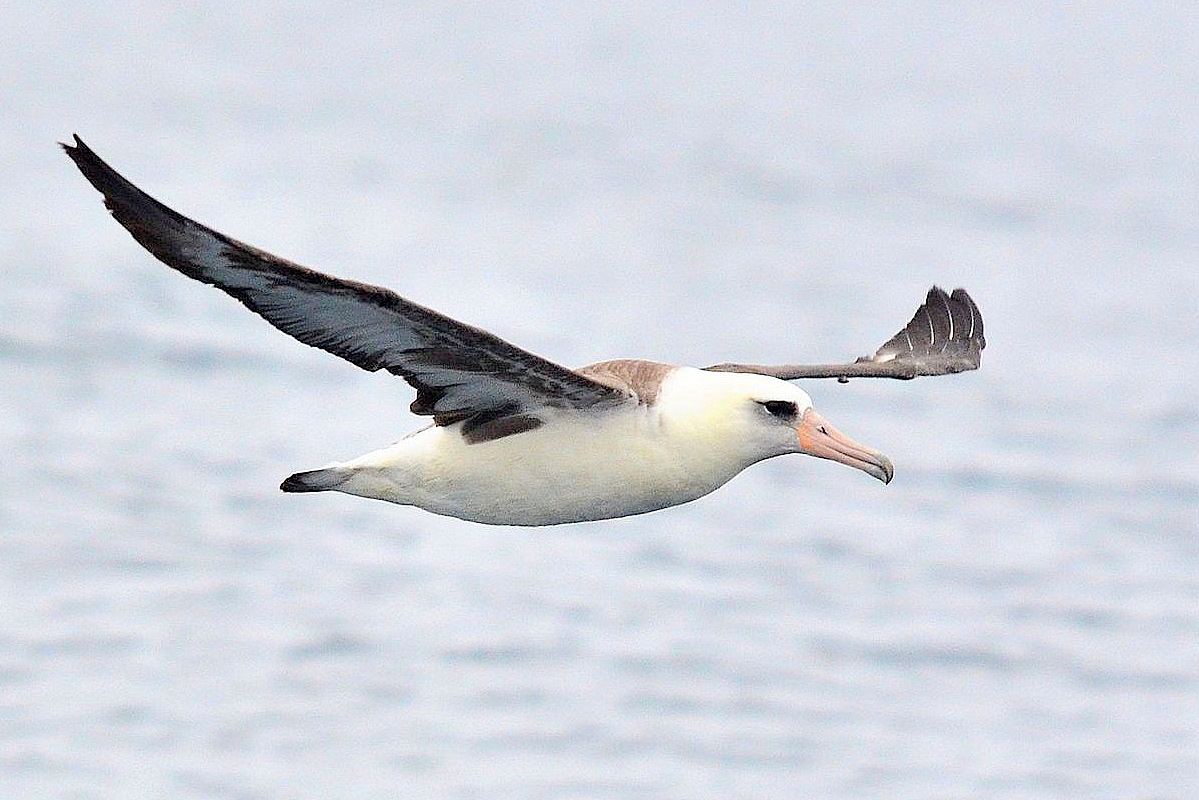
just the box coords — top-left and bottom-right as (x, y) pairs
(322, 368), (812, 525)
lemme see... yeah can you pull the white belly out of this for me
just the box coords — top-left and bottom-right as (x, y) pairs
(330, 408), (751, 525)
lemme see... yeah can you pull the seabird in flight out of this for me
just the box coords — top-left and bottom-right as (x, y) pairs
(63, 135), (985, 526)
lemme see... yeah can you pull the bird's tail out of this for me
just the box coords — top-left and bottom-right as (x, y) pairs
(280, 468), (350, 493)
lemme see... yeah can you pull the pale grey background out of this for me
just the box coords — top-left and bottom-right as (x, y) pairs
(1, 3), (1196, 798)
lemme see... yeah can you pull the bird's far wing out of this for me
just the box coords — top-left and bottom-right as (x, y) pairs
(63, 136), (629, 440)
(705, 286), (985, 381)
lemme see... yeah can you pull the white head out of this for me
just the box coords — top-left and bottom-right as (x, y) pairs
(658, 368), (894, 483)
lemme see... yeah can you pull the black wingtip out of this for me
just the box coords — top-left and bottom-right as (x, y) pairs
(867, 284), (986, 373)
(60, 133), (89, 160)
(60, 133), (122, 200)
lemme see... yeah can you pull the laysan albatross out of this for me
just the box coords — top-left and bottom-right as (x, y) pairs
(63, 136), (985, 526)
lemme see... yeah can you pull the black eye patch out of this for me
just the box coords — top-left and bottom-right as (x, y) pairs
(760, 400), (798, 418)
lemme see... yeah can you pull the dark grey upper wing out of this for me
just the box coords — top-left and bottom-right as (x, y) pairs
(63, 136), (630, 435)
(705, 286), (985, 381)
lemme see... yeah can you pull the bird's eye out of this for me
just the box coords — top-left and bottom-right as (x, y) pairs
(760, 400), (798, 418)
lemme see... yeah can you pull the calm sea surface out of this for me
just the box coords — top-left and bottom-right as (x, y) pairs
(2, 4), (1196, 798)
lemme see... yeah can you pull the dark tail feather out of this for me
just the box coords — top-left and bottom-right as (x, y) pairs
(280, 468), (348, 493)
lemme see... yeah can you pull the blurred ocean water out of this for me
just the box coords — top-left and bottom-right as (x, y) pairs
(1, 3), (1196, 798)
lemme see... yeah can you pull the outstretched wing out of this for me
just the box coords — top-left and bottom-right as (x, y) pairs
(63, 135), (629, 439)
(706, 286), (985, 381)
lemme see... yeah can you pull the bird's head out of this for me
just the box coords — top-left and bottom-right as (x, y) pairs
(662, 368), (894, 484)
